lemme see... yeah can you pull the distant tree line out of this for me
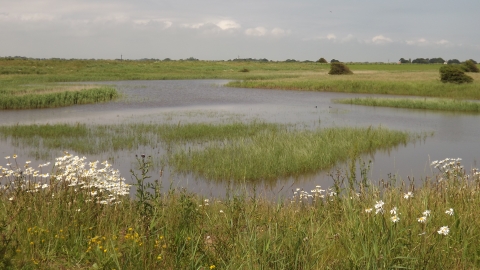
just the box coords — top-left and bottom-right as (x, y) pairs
(399, 58), (477, 64)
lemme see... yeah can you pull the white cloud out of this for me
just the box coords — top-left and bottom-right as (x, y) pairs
(327, 34), (336, 40)
(436, 39), (450, 45)
(271, 27), (290, 37)
(245, 27), (267, 36)
(371, 35), (392, 44)
(133, 19), (172, 29)
(215, 20), (240, 30)
(406, 38), (428, 46)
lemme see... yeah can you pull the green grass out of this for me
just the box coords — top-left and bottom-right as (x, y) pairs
(1, 155), (479, 269)
(334, 97), (480, 112)
(0, 123), (416, 182)
(171, 126), (414, 182)
(2, 59), (480, 110)
(0, 85), (118, 109)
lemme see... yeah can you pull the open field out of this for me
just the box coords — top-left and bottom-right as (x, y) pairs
(2, 59), (479, 110)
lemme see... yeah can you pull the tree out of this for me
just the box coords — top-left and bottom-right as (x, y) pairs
(439, 65), (473, 83)
(429, 57), (445, 64)
(464, 60), (479, 73)
(447, 59), (460, 64)
(330, 59), (340, 63)
(412, 58), (429, 64)
(317, 58), (328, 63)
(399, 58), (410, 63)
(328, 62), (353, 75)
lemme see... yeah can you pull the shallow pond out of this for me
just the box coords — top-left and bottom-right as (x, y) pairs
(1, 80), (479, 198)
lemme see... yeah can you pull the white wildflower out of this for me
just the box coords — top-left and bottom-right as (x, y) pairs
(445, 208), (454, 216)
(437, 226), (449, 235)
(391, 215), (400, 223)
(423, 210), (431, 217)
(417, 216), (427, 223)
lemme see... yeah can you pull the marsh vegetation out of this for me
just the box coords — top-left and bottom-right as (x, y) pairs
(1, 58), (480, 268)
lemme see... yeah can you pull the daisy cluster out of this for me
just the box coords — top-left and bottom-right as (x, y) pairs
(365, 196), (454, 236)
(431, 158), (480, 181)
(2, 153), (130, 205)
(291, 186), (336, 203)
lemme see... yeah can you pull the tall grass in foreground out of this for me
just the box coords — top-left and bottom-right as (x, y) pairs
(1, 154), (480, 269)
(0, 86), (118, 109)
(334, 97), (480, 112)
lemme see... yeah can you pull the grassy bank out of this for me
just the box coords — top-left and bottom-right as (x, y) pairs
(0, 85), (118, 109)
(226, 71), (480, 100)
(1, 154), (479, 269)
(334, 97), (480, 112)
(2, 59), (480, 109)
(0, 123), (415, 182)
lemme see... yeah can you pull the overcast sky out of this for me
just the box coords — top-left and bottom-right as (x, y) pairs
(1, 0), (479, 62)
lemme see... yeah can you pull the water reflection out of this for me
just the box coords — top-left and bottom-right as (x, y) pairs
(1, 80), (479, 198)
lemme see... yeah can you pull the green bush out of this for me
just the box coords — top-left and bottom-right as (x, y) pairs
(464, 60), (480, 73)
(328, 62), (353, 75)
(439, 65), (473, 83)
(317, 57), (328, 63)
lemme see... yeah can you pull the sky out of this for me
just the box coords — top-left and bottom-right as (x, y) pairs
(1, 0), (479, 62)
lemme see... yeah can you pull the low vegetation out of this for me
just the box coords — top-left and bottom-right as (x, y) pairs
(0, 85), (118, 109)
(334, 97), (480, 112)
(0, 123), (416, 182)
(1, 154), (480, 268)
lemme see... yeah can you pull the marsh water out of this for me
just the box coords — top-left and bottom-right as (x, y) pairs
(1, 80), (479, 198)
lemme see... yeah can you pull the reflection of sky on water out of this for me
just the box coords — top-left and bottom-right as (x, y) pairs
(1, 80), (479, 198)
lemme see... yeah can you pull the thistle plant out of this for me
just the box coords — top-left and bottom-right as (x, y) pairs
(130, 154), (161, 220)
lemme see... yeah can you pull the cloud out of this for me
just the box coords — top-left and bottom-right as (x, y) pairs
(271, 28), (290, 37)
(215, 20), (240, 30)
(181, 22), (205, 29)
(326, 34), (336, 40)
(406, 38), (428, 46)
(245, 27), (267, 36)
(371, 35), (392, 44)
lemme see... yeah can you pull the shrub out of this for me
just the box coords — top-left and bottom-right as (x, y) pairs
(439, 65), (473, 83)
(464, 60), (480, 73)
(328, 62), (353, 75)
(239, 68), (249, 72)
(317, 57), (328, 63)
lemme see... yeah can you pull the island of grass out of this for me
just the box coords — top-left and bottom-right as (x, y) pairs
(334, 97), (480, 112)
(0, 122), (418, 182)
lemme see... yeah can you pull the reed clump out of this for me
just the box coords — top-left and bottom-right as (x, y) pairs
(170, 126), (413, 181)
(0, 85), (118, 109)
(1, 154), (480, 269)
(0, 123), (415, 182)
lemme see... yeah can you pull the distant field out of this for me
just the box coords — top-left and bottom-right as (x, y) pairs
(1, 59), (479, 109)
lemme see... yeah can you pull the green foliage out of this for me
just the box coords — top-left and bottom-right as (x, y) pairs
(464, 60), (479, 73)
(239, 68), (249, 72)
(439, 65), (473, 84)
(317, 57), (328, 63)
(328, 62), (353, 75)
